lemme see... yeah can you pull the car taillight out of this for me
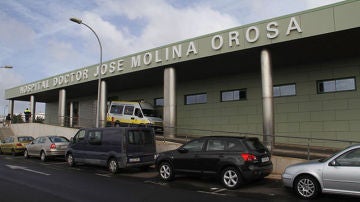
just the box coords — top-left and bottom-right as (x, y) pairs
(241, 153), (257, 162)
(16, 143), (22, 147)
(50, 143), (56, 149)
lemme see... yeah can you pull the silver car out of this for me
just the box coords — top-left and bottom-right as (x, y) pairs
(25, 136), (69, 161)
(282, 144), (360, 199)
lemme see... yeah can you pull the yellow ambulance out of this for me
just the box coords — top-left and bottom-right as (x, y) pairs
(106, 101), (163, 132)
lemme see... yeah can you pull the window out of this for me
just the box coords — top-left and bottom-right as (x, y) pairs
(183, 139), (205, 152)
(110, 105), (124, 114)
(74, 130), (86, 143)
(226, 140), (244, 151)
(50, 136), (69, 143)
(221, 89), (247, 102)
(128, 130), (153, 145)
(206, 140), (226, 151)
(317, 77), (356, 93)
(273, 84), (296, 97)
(124, 106), (134, 115)
(336, 148), (360, 166)
(154, 98), (164, 107)
(88, 131), (102, 145)
(185, 93), (207, 105)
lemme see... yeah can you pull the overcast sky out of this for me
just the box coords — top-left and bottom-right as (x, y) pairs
(0, 0), (344, 114)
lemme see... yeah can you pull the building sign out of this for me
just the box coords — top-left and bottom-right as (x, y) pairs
(17, 17), (302, 95)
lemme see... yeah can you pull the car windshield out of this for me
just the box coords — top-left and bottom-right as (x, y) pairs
(18, 136), (34, 142)
(244, 138), (267, 152)
(142, 109), (157, 117)
(49, 136), (69, 143)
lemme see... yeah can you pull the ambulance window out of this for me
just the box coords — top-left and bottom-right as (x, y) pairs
(110, 105), (123, 114)
(124, 106), (135, 115)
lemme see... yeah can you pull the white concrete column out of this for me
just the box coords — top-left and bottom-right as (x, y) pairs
(30, 95), (36, 123)
(261, 49), (274, 151)
(8, 100), (14, 116)
(164, 67), (176, 138)
(69, 102), (74, 128)
(99, 80), (107, 128)
(58, 89), (66, 127)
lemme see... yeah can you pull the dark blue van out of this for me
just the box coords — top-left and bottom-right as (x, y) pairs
(65, 127), (156, 173)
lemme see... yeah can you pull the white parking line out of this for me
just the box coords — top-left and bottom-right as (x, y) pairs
(197, 190), (227, 196)
(144, 180), (168, 186)
(96, 173), (112, 178)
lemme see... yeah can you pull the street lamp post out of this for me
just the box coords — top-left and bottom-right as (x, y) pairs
(70, 17), (103, 128)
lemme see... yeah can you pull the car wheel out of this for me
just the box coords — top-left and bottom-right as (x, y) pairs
(11, 149), (16, 156)
(67, 153), (76, 167)
(159, 162), (174, 181)
(221, 167), (242, 189)
(40, 151), (47, 162)
(108, 158), (119, 174)
(294, 175), (320, 199)
(24, 149), (29, 159)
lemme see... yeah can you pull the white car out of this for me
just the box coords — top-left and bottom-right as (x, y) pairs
(282, 144), (360, 199)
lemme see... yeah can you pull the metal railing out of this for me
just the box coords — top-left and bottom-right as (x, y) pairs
(8, 117), (360, 159)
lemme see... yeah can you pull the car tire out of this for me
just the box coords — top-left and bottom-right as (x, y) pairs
(40, 151), (47, 162)
(221, 167), (242, 189)
(108, 158), (119, 174)
(159, 162), (174, 181)
(11, 149), (16, 156)
(294, 175), (320, 199)
(66, 153), (76, 167)
(24, 149), (30, 159)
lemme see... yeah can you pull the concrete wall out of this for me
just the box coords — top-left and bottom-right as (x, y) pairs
(10, 123), (78, 139)
(175, 59), (360, 147)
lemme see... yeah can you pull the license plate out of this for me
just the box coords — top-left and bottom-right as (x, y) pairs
(261, 157), (270, 162)
(128, 158), (140, 163)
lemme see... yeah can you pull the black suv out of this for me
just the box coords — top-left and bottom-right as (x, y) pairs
(155, 136), (272, 189)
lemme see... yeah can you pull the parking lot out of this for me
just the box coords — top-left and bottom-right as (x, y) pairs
(1, 154), (359, 202)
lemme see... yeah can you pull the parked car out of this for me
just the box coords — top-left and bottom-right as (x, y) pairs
(0, 136), (34, 155)
(155, 136), (273, 189)
(65, 127), (156, 174)
(282, 144), (360, 199)
(24, 136), (70, 161)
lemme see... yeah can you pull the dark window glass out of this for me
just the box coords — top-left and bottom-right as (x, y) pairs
(226, 140), (245, 151)
(273, 84), (296, 97)
(75, 130), (86, 143)
(185, 93), (207, 105)
(206, 139), (226, 151)
(128, 130), (153, 145)
(110, 105), (124, 114)
(50, 136), (69, 143)
(245, 138), (266, 151)
(221, 89), (247, 102)
(336, 148), (360, 166)
(318, 77), (356, 93)
(88, 131), (102, 145)
(154, 98), (164, 107)
(183, 139), (205, 152)
(124, 106), (135, 115)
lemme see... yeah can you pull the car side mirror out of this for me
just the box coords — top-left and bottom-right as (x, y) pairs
(177, 147), (188, 153)
(329, 160), (339, 166)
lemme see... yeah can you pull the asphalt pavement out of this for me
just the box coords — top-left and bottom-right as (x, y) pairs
(1, 155), (359, 202)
